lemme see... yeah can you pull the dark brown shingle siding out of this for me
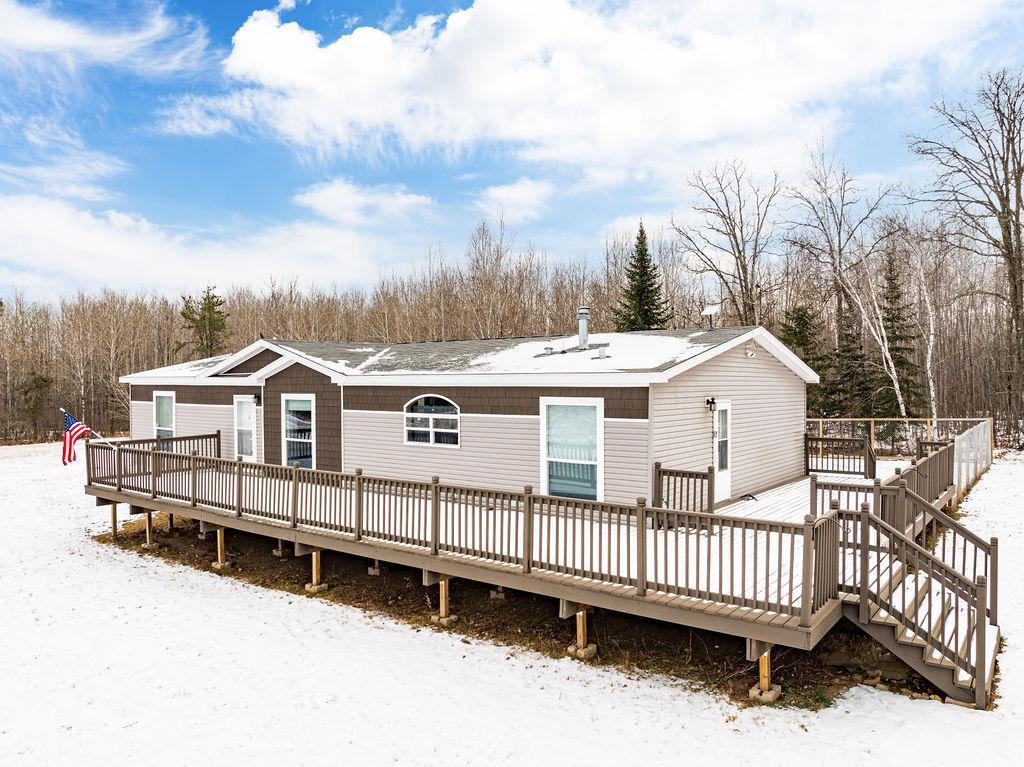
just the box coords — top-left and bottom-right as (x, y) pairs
(344, 386), (648, 419)
(262, 364), (342, 471)
(130, 384), (260, 405)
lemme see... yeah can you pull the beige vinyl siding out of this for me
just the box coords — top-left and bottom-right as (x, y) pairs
(130, 400), (154, 440)
(129, 400), (263, 461)
(344, 411), (541, 490)
(650, 345), (806, 500)
(344, 410), (649, 504)
(604, 420), (651, 502)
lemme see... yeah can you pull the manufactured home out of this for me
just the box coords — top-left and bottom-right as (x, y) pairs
(121, 310), (817, 507)
(91, 311), (999, 707)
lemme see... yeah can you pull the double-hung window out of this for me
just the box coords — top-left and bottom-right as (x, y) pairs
(404, 395), (459, 446)
(154, 391), (175, 440)
(282, 395), (315, 469)
(540, 397), (603, 501)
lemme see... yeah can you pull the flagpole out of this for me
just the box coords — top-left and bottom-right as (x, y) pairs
(59, 407), (120, 449)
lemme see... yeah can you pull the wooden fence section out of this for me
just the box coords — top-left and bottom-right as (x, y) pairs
(804, 435), (875, 478)
(811, 437), (998, 625)
(807, 417), (994, 458)
(651, 463), (713, 512)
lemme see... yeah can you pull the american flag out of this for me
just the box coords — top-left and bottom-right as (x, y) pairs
(62, 411), (91, 465)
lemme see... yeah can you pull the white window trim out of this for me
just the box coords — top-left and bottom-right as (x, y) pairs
(539, 396), (605, 502)
(153, 390), (175, 439)
(402, 394), (461, 449)
(714, 398), (732, 474)
(233, 394), (257, 462)
(281, 393), (316, 470)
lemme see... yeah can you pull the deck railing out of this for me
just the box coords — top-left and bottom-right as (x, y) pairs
(86, 442), (837, 625)
(831, 504), (991, 707)
(804, 435), (874, 478)
(651, 463), (714, 512)
(806, 417), (993, 457)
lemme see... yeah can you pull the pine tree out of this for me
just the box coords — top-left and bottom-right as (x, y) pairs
(178, 286), (229, 358)
(832, 293), (875, 417)
(613, 222), (673, 331)
(778, 306), (832, 416)
(874, 249), (923, 417)
(18, 372), (53, 435)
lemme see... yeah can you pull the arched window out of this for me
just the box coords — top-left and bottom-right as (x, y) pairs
(404, 395), (460, 446)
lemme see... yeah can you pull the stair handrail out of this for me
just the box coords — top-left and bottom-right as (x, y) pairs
(902, 484), (998, 625)
(855, 504), (985, 693)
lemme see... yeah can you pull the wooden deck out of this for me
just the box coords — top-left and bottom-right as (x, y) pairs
(80, 427), (999, 706)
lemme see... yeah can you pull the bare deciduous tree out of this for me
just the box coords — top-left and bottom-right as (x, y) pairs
(672, 161), (781, 325)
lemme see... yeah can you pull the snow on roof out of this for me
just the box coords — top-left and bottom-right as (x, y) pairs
(270, 327), (754, 376)
(127, 354), (230, 379)
(465, 332), (712, 374)
(122, 325), (820, 384)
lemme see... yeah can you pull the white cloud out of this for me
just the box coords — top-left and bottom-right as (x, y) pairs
(0, 117), (127, 201)
(0, 0), (210, 78)
(293, 177), (432, 226)
(475, 177), (553, 224)
(0, 190), (434, 297)
(160, 0), (1013, 184)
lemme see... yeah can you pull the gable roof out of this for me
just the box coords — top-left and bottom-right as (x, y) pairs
(120, 326), (819, 387)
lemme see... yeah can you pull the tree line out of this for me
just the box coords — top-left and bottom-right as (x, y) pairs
(1, 69), (1022, 445)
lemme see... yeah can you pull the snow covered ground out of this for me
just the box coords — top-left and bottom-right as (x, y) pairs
(0, 442), (1020, 766)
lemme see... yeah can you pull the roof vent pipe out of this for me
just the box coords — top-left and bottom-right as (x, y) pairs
(577, 306), (590, 351)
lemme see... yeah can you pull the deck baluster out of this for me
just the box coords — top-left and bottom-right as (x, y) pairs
(636, 497), (647, 597)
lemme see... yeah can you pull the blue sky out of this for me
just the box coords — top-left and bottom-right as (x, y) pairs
(1, 0), (1023, 298)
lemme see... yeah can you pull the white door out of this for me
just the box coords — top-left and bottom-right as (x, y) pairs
(713, 401), (732, 502)
(234, 395), (257, 462)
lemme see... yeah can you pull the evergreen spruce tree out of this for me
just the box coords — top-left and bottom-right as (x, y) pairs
(178, 286), (229, 358)
(874, 249), (923, 417)
(832, 293), (875, 417)
(613, 222), (673, 331)
(778, 305), (832, 416)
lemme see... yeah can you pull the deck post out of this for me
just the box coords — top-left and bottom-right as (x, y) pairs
(115, 446), (123, 492)
(747, 644), (781, 702)
(975, 575), (988, 709)
(863, 435), (874, 479)
(651, 462), (662, 507)
(871, 477), (882, 525)
(167, 513), (174, 530)
(235, 456), (243, 517)
(215, 429), (222, 458)
(869, 419), (876, 455)
(706, 466), (715, 512)
(809, 474), (818, 518)
(110, 503), (118, 537)
(799, 513), (815, 627)
(305, 550), (328, 592)
(858, 501), (870, 624)
(142, 510), (159, 551)
(354, 468), (363, 541)
(190, 450), (198, 507)
(803, 434), (810, 475)
(212, 527), (231, 571)
(636, 497), (647, 597)
(289, 460), (299, 529)
(430, 476), (440, 556)
(897, 479), (908, 533)
(989, 537), (999, 626)
(522, 485), (534, 574)
(430, 575), (457, 626)
(149, 446), (157, 499)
